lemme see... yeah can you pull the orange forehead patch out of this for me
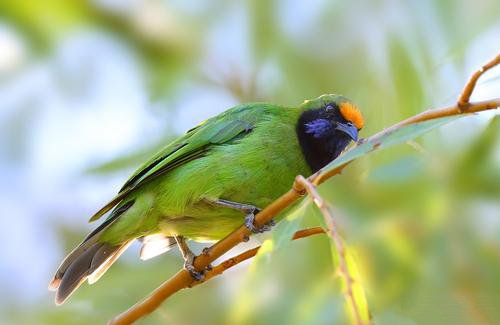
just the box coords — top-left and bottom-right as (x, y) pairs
(339, 102), (364, 129)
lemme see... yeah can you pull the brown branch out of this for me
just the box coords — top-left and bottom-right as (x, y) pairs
(458, 54), (500, 109)
(110, 228), (325, 325)
(295, 176), (365, 325)
(367, 99), (500, 144)
(193, 227), (325, 285)
(109, 53), (500, 325)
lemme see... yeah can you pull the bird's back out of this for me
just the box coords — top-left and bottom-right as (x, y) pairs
(101, 103), (312, 242)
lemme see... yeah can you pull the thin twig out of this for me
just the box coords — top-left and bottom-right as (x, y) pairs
(109, 184), (313, 325)
(295, 176), (364, 325)
(366, 99), (500, 144)
(458, 54), (500, 109)
(194, 227), (326, 285)
(109, 53), (500, 325)
(110, 227), (325, 325)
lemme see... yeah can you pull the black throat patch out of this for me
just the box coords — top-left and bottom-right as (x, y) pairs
(296, 109), (352, 173)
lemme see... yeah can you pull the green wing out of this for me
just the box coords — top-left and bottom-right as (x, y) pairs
(89, 103), (269, 222)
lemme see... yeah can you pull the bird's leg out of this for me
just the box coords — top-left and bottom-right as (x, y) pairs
(174, 235), (204, 281)
(210, 198), (275, 233)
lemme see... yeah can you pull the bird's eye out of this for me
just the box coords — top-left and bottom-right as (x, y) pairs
(325, 104), (334, 111)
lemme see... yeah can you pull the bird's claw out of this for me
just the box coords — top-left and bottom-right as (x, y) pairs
(184, 254), (213, 281)
(184, 255), (205, 281)
(245, 211), (275, 233)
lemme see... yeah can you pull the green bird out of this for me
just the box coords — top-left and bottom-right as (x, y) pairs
(49, 94), (364, 304)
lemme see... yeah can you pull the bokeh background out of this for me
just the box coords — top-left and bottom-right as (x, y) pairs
(1, 1), (499, 324)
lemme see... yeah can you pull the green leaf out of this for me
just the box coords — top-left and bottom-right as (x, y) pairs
(340, 244), (371, 324)
(291, 278), (346, 325)
(366, 155), (425, 183)
(321, 115), (462, 174)
(271, 199), (311, 251)
(308, 116), (465, 323)
(315, 211), (371, 324)
(452, 115), (500, 197)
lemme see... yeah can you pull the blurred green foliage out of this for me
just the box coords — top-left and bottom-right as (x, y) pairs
(1, 0), (499, 324)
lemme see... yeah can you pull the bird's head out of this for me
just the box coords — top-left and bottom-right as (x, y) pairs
(297, 94), (364, 172)
(299, 94), (364, 141)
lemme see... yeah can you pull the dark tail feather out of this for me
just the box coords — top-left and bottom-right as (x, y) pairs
(87, 241), (133, 284)
(52, 241), (131, 305)
(50, 200), (135, 305)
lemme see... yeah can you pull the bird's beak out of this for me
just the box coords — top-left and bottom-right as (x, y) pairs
(335, 122), (358, 142)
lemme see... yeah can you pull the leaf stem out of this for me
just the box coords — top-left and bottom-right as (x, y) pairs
(193, 227), (325, 286)
(295, 176), (366, 325)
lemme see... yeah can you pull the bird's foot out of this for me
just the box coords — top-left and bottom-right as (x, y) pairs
(175, 235), (212, 281)
(245, 210), (275, 233)
(209, 199), (271, 233)
(183, 253), (205, 281)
